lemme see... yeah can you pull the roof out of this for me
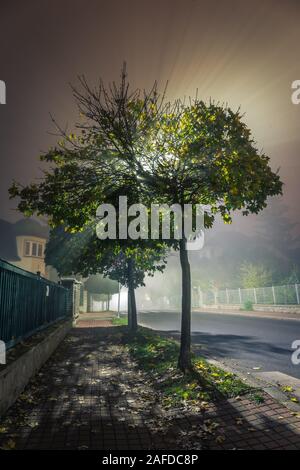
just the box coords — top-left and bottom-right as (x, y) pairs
(0, 218), (49, 261)
(14, 218), (49, 238)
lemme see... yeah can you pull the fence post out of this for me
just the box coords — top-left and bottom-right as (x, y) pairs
(272, 285), (276, 304)
(238, 288), (242, 304)
(226, 288), (229, 304)
(253, 288), (257, 304)
(80, 289), (88, 313)
(295, 284), (300, 305)
(117, 283), (121, 318)
(60, 278), (82, 319)
(198, 288), (203, 307)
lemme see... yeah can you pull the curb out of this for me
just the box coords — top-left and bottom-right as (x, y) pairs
(206, 357), (300, 413)
(192, 309), (300, 322)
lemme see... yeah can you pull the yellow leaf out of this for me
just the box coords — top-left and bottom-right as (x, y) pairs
(282, 386), (293, 393)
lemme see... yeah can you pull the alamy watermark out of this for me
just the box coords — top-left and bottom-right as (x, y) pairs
(96, 196), (205, 251)
(0, 80), (6, 104)
(291, 80), (300, 105)
(291, 340), (300, 365)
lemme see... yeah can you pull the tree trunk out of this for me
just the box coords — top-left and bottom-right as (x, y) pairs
(107, 294), (110, 311)
(178, 238), (192, 372)
(117, 283), (121, 318)
(127, 258), (138, 331)
(127, 288), (132, 328)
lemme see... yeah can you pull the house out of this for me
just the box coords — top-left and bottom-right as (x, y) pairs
(0, 218), (57, 281)
(0, 218), (93, 311)
(0, 218), (122, 313)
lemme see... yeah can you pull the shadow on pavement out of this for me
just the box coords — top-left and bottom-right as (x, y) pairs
(0, 326), (299, 450)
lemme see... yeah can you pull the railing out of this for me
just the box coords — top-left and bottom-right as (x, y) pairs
(197, 283), (300, 307)
(0, 258), (71, 348)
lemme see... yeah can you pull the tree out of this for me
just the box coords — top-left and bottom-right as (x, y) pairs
(101, 245), (167, 329)
(240, 262), (273, 288)
(9, 66), (168, 331)
(9, 69), (283, 371)
(285, 265), (300, 284)
(84, 274), (119, 311)
(45, 225), (167, 330)
(138, 100), (283, 371)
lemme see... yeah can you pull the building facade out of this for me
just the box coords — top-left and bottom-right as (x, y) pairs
(0, 218), (58, 281)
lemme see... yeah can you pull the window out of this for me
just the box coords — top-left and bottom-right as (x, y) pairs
(24, 240), (44, 258)
(32, 243), (37, 257)
(24, 241), (30, 256)
(38, 244), (43, 257)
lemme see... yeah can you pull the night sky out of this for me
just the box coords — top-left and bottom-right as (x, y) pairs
(1, 0), (300, 228)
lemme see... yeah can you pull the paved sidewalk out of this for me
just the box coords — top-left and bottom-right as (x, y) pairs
(78, 311), (117, 321)
(0, 325), (300, 450)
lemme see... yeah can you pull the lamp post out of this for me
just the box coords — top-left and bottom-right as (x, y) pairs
(117, 283), (121, 318)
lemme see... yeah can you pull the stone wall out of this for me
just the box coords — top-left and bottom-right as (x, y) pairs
(0, 319), (72, 417)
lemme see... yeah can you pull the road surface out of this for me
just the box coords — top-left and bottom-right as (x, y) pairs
(138, 310), (300, 379)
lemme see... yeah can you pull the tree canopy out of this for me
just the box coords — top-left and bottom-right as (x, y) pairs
(9, 67), (283, 370)
(84, 274), (119, 296)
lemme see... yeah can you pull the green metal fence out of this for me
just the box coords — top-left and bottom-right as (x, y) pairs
(0, 258), (71, 349)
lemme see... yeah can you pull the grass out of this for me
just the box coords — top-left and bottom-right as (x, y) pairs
(111, 316), (128, 326)
(123, 327), (256, 406)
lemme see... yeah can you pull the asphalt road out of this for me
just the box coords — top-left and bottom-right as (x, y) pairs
(138, 310), (300, 379)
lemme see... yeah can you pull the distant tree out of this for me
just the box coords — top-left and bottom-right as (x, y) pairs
(240, 262), (273, 288)
(256, 197), (298, 252)
(139, 100), (283, 371)
(285, 265), (300, 284)
(84, 274), (119, 311)
(45, 225), (167, 329)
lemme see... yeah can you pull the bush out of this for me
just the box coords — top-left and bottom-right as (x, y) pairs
(243, 300), (254, 311)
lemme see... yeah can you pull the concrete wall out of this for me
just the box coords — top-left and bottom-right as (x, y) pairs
(0, 319), (72, 417)
(199, 304), (300, 314)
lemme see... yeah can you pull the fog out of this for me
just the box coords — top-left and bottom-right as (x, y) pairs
(101, 196), (300, 313)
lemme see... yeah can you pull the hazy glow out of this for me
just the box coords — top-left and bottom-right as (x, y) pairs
(0, 0), (299, 228)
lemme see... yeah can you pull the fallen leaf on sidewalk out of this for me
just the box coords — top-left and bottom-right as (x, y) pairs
(0, 439), (16, 450)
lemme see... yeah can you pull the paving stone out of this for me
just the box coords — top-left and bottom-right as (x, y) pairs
(0, 324), (300, 450)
